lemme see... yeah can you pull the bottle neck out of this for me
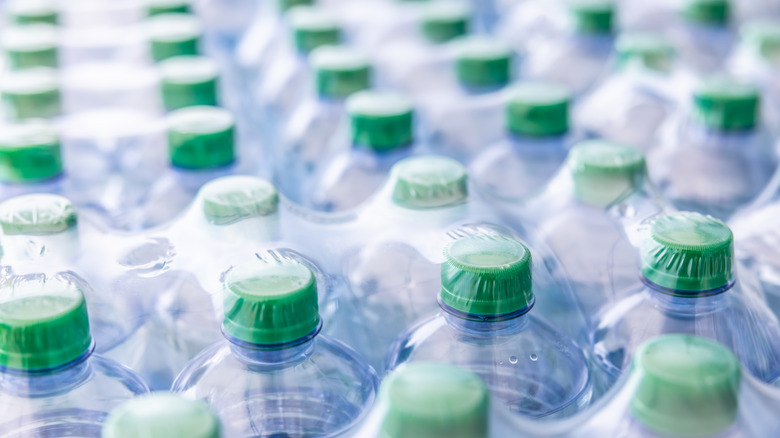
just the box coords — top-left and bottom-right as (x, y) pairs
(205, 213), (281, 244)
(225, 322), (321, 370)
(0, 347), (93, 398)
(643, 277), (732, 314)
(441, 303), (532, 339)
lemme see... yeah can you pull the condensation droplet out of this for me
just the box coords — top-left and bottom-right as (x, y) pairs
(530, 353), (538, 361)
(509, 355), (518, 364)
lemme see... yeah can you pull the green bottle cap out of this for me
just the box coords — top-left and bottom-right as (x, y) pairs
(311, 46), (371, 99)
(0, 194), (77, 236)
(616, 32), (676, 72)
(381, 363), (490, 438)
(347, 91), (414, 152)
(421, 2), (470, 44)
(0, 276), (92, 371)
(454, 37), (512, 88)
(103, 394), (221, 438)
(0, 121), (62, 183)
(741, 20), (780, 63)
(568, 140), (646, 207)
(631, 335), (740, 436)
(2, 67), (61, 120)
(278, 0), (314, 12)
(223, 258), (320, 345)
(440, 235), (533, 317)
(287, 6), (341, 54)
(6, 0), (58, 25)
(641, 212), (734, 293)
(167, 106), (235, 170)
(506, 82), (570, 137)
(3, 24), (58, 70)
(683, 0), (730, 26)
(692, 78), (759, 131)
(570, 0), (614, 35)
(199, 175), (279, 225)
(159, 55), (219, 111)
(148, 13), (202, 62)
(390, 156), (468, 209)
(147, 0), (191, 16)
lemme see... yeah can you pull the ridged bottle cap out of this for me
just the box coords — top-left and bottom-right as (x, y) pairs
(391, 156), (468, 209)
(103, 394), (221, 438)
(641, 212), (734, 293)
(0, 276), (92, 371)
(6, 0), (58, 25)
(683, 0), (730, 25)
(278, 0), (314, 11)
(0, 194), (76, 236)
(199, 176), (279, 225)
(287, 6), (341, 54)
(568, 140), (646, 207)
(741, 20), (780, 62)
(454, 37), (512, 88)
(3, 24), (58, 70)
(616, 32), (675, 72)
(421, 2), (470, 43)
(159, 55), (219, 110)
(311, 46), (371, 99)
(693, 78), (759, 131)
(506, 82), (570, 137)
(631, 335), (740, 436)
(2, 67), (61, 120)
(381, 363), (490, 438)
(223, 259), (320, 345)
(441, 235), (533, 317)
(347, 91), (414, 152)
(148, 13), (202, 61)
(0, 121), (62, 183)
(167, 106), (235, 170)
(147, 0), (191, 16)
(570, 0), (614, 35)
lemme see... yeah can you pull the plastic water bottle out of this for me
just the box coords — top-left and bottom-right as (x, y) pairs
(172, 257), (378, 437)
(103, 393), (226, 438)
(670, 0), (736, 74)
(0, 274), (149, 436)
(592, 212), (780, 387)
(469, 81), (575, 201)
(306, 91), (420, 212)
(275, 45), (372, 204)
(346, 362), (516, 437)
(648, 78), (777, 220)
(387, 234), (593, 419)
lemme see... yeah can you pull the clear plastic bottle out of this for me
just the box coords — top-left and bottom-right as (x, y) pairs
(172, 257), (378, 437)
(592, 212), (780, 388)
(0, 274), (149, 436)
(470, 81), (575, 201)
(648, 77), (777, 220)
(103, 393), (226, 438)
(387, 234), (593, 419)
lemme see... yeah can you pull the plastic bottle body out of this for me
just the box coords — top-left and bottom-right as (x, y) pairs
(523, 34), (613, 96)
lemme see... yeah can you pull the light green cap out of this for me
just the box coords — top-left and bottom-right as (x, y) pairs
(287, 6), (341, 54)
(381, 363), (490, 438)
(390, 156), (468, 209)
(347, 91), (414, 152)
(421, 2), (470, 44)
(570, 0), (614, 35)
(6, 0), (58, 25)
(683, 0), (730, 25)
(147, 0), (191, 16)
(199, 176), (279, 225)
(568, 140), (646, 207)
(2, 67), (61, 120)
(0, 276), (92, 371)
(441, 235), (533, 317)
(223, 259), (320, 345)
(631, 335), (740, 436)
(616, 32), (676, 72)
(0, 121), (62, 183)
(278, 0), (314, 11)
(148, 13), (202, 62)
(167, 106), (235, 170)
(506, 82), (570, 137)
(3, 24), (58, 70)
(160, 55), (219, 110)
(0, 194), (76, 236)
(311, 46), (371, 99)
(692, 78), (759, 131)
(454, 37), (512, 88)
(741, 20), (780, 63)
(102, 394), (221, 438)
(641, 212), (734, 293)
